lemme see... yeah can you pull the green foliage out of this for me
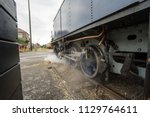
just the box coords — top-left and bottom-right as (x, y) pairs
(18, 38), (28, 45)
(41, 45), (46, 48)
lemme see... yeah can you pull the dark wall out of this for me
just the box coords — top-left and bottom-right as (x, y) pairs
(0, 0), (23, 100)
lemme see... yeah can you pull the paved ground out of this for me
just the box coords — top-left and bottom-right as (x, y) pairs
(20, 50), (104, 100)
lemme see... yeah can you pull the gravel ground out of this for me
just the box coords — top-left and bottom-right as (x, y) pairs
(20, 51), (144, 100)
(21, 59), (68, 100)
(20, 51), (104, 100)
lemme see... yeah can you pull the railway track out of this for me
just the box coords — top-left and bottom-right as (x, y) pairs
(49, 62), (129, 100)
(88, 73), (144, 100)
(85, 77), (126, 100)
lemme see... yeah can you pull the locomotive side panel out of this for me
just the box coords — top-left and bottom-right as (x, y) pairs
(53, 10), (61, 39)
(53, 0), (145, 40)
(61, 0), (71, 37)
(70, 0), (91, 32)
(93, 0), (144, 22)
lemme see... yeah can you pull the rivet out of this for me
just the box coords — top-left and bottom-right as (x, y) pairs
(138, 39), (142, 43)
(137, 48), (142, 52)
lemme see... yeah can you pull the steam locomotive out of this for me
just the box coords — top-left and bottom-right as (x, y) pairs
(52, 0), (150, 99)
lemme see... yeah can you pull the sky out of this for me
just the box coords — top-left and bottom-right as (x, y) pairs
(15, 0), (63, 45)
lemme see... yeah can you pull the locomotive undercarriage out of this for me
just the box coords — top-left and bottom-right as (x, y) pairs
(52, 7), (150, 98)
(53, 22), (148, 80)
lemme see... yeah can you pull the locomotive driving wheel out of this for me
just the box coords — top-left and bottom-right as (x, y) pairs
(80, 46), (100, 78)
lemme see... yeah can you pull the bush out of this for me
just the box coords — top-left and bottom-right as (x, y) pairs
(18, 38), (29, 45)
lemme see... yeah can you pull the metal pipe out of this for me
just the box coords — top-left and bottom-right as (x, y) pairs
(28, 0), (32, 51)
(65, 29), (104, 44)
(98, 36), (105, 46)
(145, 9), (150, 99)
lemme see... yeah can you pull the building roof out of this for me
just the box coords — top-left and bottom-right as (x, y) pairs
(18, 28), (29, 35)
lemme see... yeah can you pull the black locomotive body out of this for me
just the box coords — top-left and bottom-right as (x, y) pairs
(52, 0), (150, 99)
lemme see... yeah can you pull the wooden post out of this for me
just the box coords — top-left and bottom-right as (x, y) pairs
(28, 0), (32, 51)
